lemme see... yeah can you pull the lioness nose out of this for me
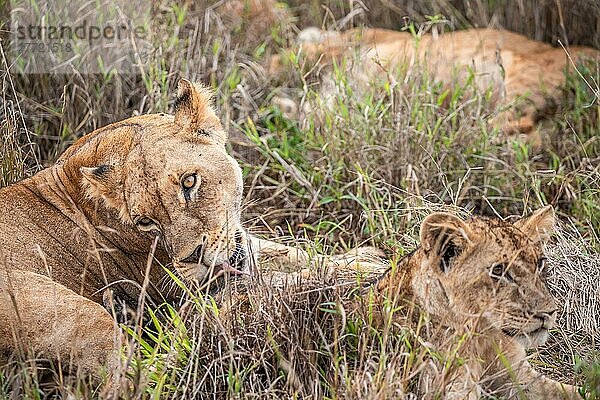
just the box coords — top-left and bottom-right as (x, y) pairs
(180, 244), (204, 264)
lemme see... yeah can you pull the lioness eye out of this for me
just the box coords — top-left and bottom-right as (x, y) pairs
(138, 217), (153, 226)
(182, 174), (196, 190)
(137, 217), (156, 227)
(135, 216), (160, 234)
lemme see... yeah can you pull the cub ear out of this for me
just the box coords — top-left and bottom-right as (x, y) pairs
(80, 164), (125, 213)
(174, 79), (226, 142)
(514, 205), (555, 245)
(420, 213), (473, 273)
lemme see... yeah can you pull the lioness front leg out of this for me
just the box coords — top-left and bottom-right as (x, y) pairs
(247, 235), (387, 281)
(247, 236), (314, 272)
(0, 270), (120, 376)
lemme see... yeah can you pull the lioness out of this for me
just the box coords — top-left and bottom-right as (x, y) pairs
(273, 27), (599, 143)
(0, 79), (249, 373)
(373, 205), (580, 399)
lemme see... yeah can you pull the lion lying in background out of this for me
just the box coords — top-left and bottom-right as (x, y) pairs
(272, 27), (598, 144)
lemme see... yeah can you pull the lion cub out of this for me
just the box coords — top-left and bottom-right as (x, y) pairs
(374, 206), (580, 399)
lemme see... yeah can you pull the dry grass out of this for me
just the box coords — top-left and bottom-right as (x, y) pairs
(1, 0), (600, 398)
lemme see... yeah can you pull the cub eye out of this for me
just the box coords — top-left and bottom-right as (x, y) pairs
(489, 263), (513, 282)
(181, 174), (197, 190)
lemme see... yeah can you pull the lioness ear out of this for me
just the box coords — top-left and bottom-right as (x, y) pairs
(174, 79), (226, 142)
(80, 165), (125, 213)
(420, 213), (473, 273)
(514, 205), (555, 245)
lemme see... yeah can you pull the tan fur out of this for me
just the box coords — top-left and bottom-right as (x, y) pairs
(274, 27), (599, 143)
(0, 79), (246, 374)
(374, 206), (579, 399)
(0, 270), (118, 375)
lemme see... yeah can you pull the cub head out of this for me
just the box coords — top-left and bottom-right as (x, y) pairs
(414, 206), (556, 348)
(80, 79), (246, 282)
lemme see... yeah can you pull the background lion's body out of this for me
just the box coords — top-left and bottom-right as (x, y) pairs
(285, 27), (598, 139)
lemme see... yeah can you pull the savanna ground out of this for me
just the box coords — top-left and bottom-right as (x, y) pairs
(1, 0), (600, 398)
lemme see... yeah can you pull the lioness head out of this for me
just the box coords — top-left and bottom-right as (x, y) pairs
(78, 79), (246, 282)
(413, 206), (556, 347)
